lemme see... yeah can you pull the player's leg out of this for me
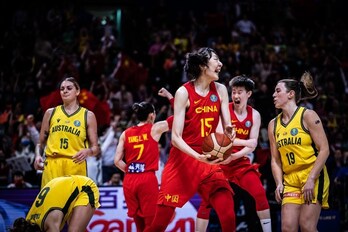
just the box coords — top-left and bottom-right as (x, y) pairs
(143, 204), (175, 232)
(44, 210), (64, 232)
(133, 215), (146, 232)
(195, 218), (209, 232)
(143, 215), (154, 231)
(258, 209), (272, 232)
(298, 203), (321, 232)
(281, 203), (301, 232)
(239, 171), (271, 231)
(137, 173), (159, 231)
(68, 204), (95, 232)
(195, 200), (211, 232)
(210, 189), (236, 232)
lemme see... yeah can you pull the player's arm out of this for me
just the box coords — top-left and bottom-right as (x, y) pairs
(268, 118), (283, 203)
(86, 111), (100, 156)
(152, 87), (173, 142)
(171, 87), (206, 161)
(153, 87), (173, 142)
(34, 108), (53, 170)
(158, 87), (174, 107)
(302, 109), (329, 202)
(151, 120), (170, 142)
(114, 131), (127, 172)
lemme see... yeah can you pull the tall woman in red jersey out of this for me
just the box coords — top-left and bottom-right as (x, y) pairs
(114, 102), (170, 232)
(145, 47), (238, 232)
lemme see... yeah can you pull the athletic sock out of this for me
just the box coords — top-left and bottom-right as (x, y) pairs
(260, 218), (272, 232)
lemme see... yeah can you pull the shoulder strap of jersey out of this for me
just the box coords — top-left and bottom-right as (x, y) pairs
(48, 106), (58, 125)
(84, 107), (88, 129)
(209, 81), (217, 92)
(299, 107), (310, 133)
(273, 113), (282, 136)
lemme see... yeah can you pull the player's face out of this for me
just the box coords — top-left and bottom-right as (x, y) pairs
(60, 81), (79, 101)
(204, 53), (223, 81)
(231, 86), (250, 105)
(273, 82), (290, 109)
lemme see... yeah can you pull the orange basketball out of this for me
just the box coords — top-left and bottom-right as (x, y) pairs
(202, 132), (233, 161)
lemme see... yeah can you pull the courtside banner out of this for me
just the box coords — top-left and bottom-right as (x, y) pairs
(0, 186), (201, 232)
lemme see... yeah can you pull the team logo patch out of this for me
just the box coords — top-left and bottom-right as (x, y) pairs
(290, 128), (298, 136)
(74, 120), (81, 127)
(210, 94), (218, 102)
(245, 120), (251, 128)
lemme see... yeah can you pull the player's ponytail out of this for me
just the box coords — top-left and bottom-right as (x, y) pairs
(299, 71), (318, 101)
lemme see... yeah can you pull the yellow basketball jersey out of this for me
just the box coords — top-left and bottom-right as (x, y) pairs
(274, 107), (318, 174)
(45, 105), (88, 157)
(26, 175), (100, 231)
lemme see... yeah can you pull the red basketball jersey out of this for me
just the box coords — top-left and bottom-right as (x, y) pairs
(221, 103), (254, 177)
(230, 102), (253, 152)
(158, 81), (231, 208)
(123, 123), (159, 173)
(182, 81), (221, 151)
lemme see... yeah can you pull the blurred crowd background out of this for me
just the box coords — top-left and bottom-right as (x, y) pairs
(0, 0), (347, 230)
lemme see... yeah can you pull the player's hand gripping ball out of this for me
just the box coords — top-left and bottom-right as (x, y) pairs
(202, 133), (233, 161)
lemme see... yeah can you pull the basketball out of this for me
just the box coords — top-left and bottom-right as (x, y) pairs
(202, 132), (233, 161)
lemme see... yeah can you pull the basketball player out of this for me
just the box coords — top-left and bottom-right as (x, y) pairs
(144, 47), (242, 232)
(33, 77), (100, 188)
(268, 72), (330, 231)
(10, 175), (100, 232)
(114, 101), (171, 231)
(196, 75), (272, 232)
